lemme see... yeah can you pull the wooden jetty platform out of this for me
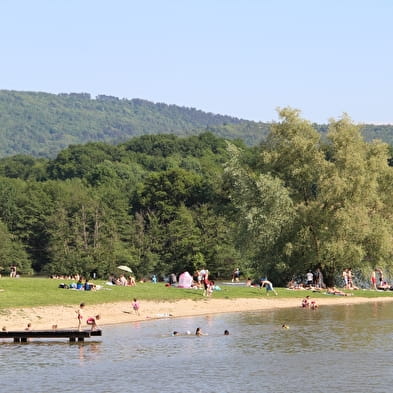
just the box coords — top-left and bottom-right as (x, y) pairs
(0, 329), (102, 342)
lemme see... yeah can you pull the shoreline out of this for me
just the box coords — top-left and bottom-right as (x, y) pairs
(2, 295), (393, 331)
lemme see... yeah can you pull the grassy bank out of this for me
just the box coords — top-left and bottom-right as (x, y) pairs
(0, 277), (392, 309)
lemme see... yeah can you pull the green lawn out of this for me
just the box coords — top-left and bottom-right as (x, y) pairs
(0, 277), (392, 309)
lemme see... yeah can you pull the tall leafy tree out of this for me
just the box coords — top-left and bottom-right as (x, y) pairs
(224, 142), (295, 280)
(317, 115), (393, 282)
(249, 109), (393, 284)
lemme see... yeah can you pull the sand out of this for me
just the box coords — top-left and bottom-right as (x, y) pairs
(2, 294), (393, 331)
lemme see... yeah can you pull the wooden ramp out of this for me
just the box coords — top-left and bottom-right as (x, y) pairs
(0, 329), (102, 342)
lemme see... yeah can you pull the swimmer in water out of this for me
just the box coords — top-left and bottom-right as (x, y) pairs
(195, 327), (208, 336)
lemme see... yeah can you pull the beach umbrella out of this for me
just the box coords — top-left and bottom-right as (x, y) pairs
(117, 265), (133, 273)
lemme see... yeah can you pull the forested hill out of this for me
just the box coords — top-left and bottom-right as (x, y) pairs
(1, 90), (392, 159)
(0, 90), (269, 158)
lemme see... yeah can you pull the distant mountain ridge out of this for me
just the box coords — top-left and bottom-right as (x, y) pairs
(0, 90), (270, 158)
(0, 90), (392, 158)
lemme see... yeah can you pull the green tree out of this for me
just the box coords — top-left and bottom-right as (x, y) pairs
(224, 142), (295, 280)
(261, 110), (393, 284)
(317, 115), (393, 283)
(0, 219), (32, 274)
(43, 179), (119, 277)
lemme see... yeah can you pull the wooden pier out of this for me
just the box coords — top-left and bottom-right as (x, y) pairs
(0, 329), (102, 342)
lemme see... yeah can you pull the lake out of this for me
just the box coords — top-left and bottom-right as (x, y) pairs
(1, 301), (391, 393)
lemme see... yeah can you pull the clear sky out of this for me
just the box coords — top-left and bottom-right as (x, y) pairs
(1, 0), (392, 124)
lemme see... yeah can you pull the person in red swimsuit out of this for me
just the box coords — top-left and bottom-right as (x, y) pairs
(86, 315), (100, 331)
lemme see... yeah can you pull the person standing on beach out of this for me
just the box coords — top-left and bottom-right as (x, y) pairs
(232, 268), (240, 282)
(342, 269), (349, 288)
(76, 303), (85, 331)
(132, 298), (140, 315)
(306, 270), (314, 287)
(315, 268), (325, 289)
(202, 271), (210, 296)
(376, 268), (384, 287)
(371, 270), (377, 290)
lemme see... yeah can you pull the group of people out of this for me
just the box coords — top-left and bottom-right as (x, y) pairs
(172, 328), (229, 336)
(370, 268), (391, 290)
(58, 277), (100, 291)
(74, 297), (142, 331)
(75, 303), (101, 331)
(342, 268), (359, 290)
(286, 269), (325, 291)
(194, 268), (215, 297)
(109, 274), (136, 286)
(305, 268), (325, 289)
(301, 295), (318, 309)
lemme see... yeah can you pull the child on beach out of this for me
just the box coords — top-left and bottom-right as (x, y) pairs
(132, 298), (140, 315)
(86, 315), (100, 331)
(76, 303), (85, 331)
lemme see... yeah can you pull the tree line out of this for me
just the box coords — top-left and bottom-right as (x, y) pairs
(1, 110), (393, 286)
(0, 90), (269, 158)
(1, 90), (392, 160)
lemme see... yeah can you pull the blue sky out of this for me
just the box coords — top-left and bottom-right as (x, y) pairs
(1, 0), (392, 124)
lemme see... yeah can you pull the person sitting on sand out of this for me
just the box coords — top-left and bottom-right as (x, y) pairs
(86, 315), (100, 331)
(377, 281), (390, 291)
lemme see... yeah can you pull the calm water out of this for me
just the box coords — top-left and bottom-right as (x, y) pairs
(1, 301), (393, 393)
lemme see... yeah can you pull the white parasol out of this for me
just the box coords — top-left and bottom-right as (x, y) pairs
(117, 265), (133, 273)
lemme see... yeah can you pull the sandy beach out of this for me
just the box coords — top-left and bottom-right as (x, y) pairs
(2, 295), (393, 331)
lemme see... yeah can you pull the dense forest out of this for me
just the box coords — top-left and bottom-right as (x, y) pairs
(1, 108), (393, 287)
(1, 90), (393, 159)
(0, 90), (269, 158)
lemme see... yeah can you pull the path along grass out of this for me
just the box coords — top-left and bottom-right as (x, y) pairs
(0, 277), (392, 310)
